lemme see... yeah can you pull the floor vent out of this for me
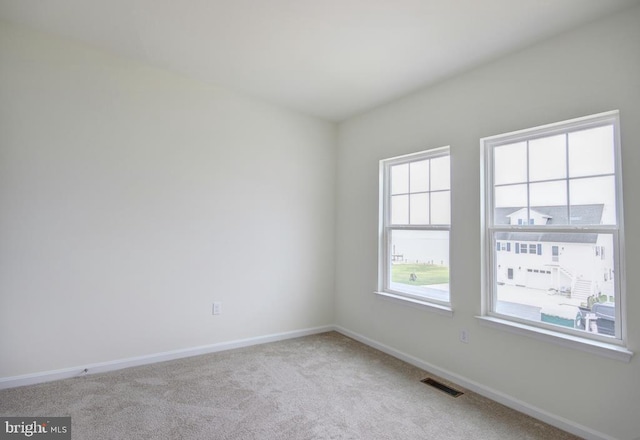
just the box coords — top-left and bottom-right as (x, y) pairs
(421, 378), (464, 397)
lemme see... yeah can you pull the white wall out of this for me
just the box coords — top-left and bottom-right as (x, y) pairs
(336, 5), (640, 440)
(0, 21), (336, 378)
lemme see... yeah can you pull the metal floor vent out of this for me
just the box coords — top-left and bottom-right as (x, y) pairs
(421, 378), (464, 397)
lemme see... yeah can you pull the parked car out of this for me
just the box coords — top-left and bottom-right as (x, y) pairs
(574, 302), (615, 335)
(591, 302), (615, 336)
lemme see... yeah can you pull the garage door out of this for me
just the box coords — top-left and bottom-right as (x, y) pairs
(527, 269), (551, 290)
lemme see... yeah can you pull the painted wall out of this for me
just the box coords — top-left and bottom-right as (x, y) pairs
(335, 5), (640, 440)
(0, 21), (336, 378)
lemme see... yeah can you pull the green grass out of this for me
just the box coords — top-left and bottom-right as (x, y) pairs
(391, 263), (449, 286)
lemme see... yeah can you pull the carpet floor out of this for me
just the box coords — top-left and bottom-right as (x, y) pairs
(0, 331), (581, 439)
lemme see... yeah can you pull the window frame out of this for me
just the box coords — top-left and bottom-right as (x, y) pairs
(377, 146), (452, 314)
(480, 111), (632, 361)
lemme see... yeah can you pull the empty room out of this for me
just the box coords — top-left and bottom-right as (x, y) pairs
(1, 1), (639, 439)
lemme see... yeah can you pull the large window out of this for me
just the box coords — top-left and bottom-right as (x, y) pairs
(481, 111), (628, 350)
(379, 147), (451, 309)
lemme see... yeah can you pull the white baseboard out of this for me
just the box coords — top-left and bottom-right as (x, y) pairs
(0, 325), (333, 390)
(0, 323), (617, 440)
(333, 325), (616, 440)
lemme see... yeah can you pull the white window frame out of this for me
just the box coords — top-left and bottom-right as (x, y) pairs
(479, 111), (633, 362)
(377, 146), (452, 315)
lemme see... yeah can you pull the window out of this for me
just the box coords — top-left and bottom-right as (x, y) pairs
(481, 111), (629, 353)
(378, 147), (451, 309)
(552, 246), (559, 262)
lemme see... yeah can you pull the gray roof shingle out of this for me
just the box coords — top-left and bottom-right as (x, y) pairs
(495, 204), (604, 244)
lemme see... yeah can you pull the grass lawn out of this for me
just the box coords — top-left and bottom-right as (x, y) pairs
(391, 263), (449, 286)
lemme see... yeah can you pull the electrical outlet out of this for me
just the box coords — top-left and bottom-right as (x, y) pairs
(460, 329), (469, 343)
(212, 302), (221, 315)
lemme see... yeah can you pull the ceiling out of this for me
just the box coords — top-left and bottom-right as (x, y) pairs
(0, 0), (638, 121)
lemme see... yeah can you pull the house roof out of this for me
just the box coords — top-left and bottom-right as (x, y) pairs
(495, 204), (604, 244)
(506, 208), (551, 219)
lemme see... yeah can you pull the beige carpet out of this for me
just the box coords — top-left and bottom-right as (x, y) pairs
(0, 332), (580, 439)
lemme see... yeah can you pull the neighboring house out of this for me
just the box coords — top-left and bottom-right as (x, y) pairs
(495, 204), (614, 302)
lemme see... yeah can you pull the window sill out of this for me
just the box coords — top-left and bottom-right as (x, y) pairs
(476, 315), (633, 362)
(374, 291), (454, 317)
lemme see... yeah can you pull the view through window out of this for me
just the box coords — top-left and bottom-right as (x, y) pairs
(380, 147), (451, 305)
(483, 111), (624, 342)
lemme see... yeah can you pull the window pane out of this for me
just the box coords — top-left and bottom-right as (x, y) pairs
(390, 229), (449, 302)
(391, 163), (409, 195)
(391, 195), (409, 224)
(409, 193), (429, 225)
(410, 160), (429, 193)
(494, 142), (527, 185)
(529, 134), (566, 182)
(430, 156), (450, 191)
(569, 176), (616, 225)
(568, 125), (615, 178)
(494, 183), (527, 207)
(494, 184), (527, 225)
(494, 232), (616, 338)
(530, 180), (567, 209)
(431, 191), (450, 225)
